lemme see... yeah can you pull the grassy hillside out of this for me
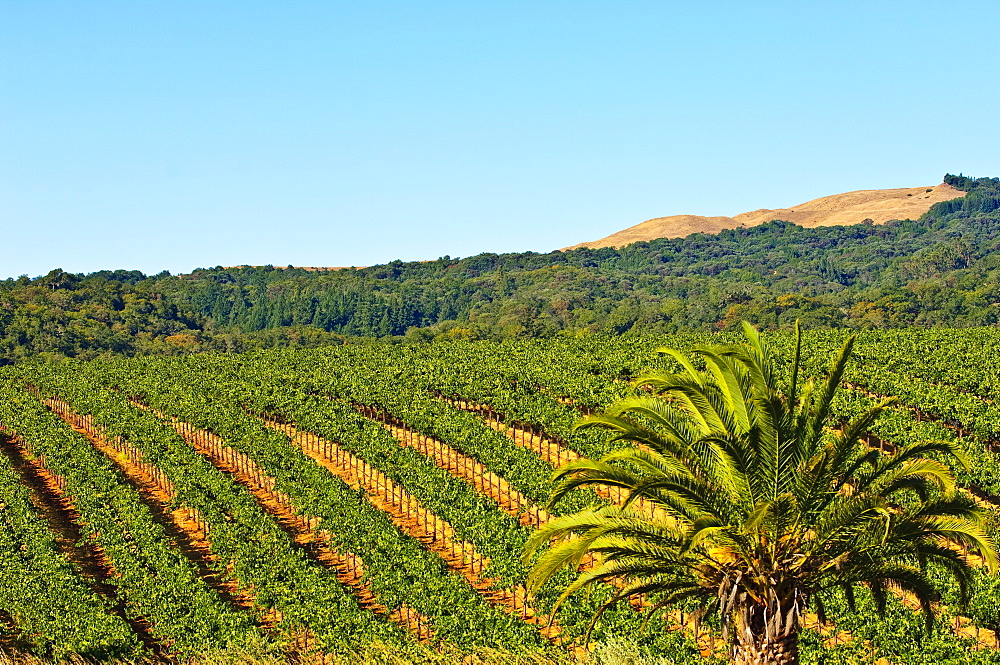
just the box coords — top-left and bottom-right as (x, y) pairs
(564, 181), (964, 249)
(2, 174), (999, 363)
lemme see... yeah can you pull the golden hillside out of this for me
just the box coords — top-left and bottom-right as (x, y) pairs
(563, 182), (965, 250)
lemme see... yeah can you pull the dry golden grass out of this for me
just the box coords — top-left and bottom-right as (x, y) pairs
(564, 182), (965, 250)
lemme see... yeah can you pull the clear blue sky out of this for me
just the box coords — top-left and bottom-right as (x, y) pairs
(3, 1), (998, 279)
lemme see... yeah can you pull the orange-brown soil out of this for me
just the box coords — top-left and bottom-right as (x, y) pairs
(254, 416), (560, 644)
(359, 399), (736, 655)
(0, 427), (164, 658)
(129, 401), (434, 642)
(37, 395), (266, 624)
(436, 396), (875, 655)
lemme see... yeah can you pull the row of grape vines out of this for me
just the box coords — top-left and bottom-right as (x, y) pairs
(268, 335), (1000, 664)
(4, 329), (1000, 663)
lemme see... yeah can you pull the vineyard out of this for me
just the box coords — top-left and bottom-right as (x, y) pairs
(3, 328), (1000, 664)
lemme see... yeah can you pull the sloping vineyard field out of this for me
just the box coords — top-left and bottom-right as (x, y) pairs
(2, 328), (1000, 663)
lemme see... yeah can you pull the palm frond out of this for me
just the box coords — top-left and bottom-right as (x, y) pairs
(525, 322), (998, 652)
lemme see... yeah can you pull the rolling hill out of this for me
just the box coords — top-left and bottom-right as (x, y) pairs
(564, 182), (966, 250)
(2, 174), (998, 362)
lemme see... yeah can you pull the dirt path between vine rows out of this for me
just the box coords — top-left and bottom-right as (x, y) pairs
(432, 395), (877, 655)
(36, 394), (270, 628)
(844, 382), (998, 447)
(0, 609), (28, 655)
(476, 389), (999, 652)
(129, 400), (434, 643)
(352, 403), (551, 528)
(354, 402), (749, 656)
(834, 390), (1000, 649)
(253, 414), (564, 646)
(437, 395), (681, 523)
(0, 426), (166, 659)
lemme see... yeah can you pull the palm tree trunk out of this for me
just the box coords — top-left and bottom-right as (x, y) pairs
(731, 630), (798, 665)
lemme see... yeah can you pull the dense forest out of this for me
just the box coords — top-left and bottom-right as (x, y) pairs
(3, 173), (999, 363)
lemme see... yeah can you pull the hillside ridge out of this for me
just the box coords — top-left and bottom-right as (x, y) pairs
(564, 182), (965, 250)
(3, 174), (997, 362)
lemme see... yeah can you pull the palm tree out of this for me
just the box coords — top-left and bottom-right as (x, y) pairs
(524, 323), (997, 665)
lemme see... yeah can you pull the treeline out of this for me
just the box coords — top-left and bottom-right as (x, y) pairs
(3, 173), (1000, 363)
